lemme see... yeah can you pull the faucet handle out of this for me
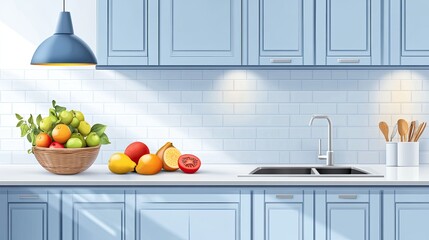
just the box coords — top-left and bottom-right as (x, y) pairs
(318, 139), (322, 155)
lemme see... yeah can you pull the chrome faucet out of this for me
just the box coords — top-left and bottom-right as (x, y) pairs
(309, 115), (333, 166)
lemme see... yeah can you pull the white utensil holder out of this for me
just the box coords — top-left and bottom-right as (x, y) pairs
(385, 142), (397, 166)
(397, 142), (419, 167)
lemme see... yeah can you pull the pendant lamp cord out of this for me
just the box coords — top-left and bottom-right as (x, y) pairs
(63, 0), (66, 12)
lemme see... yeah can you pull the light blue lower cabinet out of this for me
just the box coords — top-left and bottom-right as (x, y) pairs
(253, 189), (314, 240)
(62, 189), (135, 240)
(384, 188), (429, 240)
(315, 189), (381, 240)
(136, 188), (251, 240)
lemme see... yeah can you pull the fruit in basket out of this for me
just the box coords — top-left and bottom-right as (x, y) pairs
(108, 153), (136, 174)
(15, 100), (110, 154)
(124, 142), (150, 164)
(35, 133), (52, 147)
(39, 117), (53, 132)
(52, 124), (72, 144)
(59, 110), (73, 125)
(49, 142), (64, 148)
(156, 142), (181, 171)
(78, 121), (91, 136)
(71, 133), (86, 147)
(65, 138), (83, 148)
(178, 154), (201, 174)
(86, 132), (101, 147)
(135, 154), (162, 175)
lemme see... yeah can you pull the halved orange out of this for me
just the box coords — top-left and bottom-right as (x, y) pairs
(163, 147), (181, 171)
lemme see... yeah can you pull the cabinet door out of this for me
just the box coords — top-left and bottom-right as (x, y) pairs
(253, 190), (314, 240)
(248, 0), (314, 65)
(326, 203), (368, 240)
(8, 203), (47, 240)
(159, 0), (242, 65)
(138, 204), (238, 240)
(316, 0), (382, 65)
(62, 190), (134, 240)
(97, 0), (158, 65)
(390, 0), (429, 65)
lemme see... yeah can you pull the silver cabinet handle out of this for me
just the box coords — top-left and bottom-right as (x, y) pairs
(276, 194), (294, 199)
(18, 195), (40, 199)
(270, 58), (292, 63)
(338, 194), (358, 199)
(337, 58), (360, 63)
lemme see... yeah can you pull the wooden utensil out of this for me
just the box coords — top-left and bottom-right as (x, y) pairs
(390, 123), (398, 142)
(414, 122), (427, 142)
(398, 119), (408, 142)
(408, 121), (416, 142)
(379, 121), (389, 142)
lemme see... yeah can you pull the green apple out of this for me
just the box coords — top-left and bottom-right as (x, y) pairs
(78, 121), (91, 136)
(59, 110), (73, 125)
(65, 138), (83, 148)
(39, 117), (53, 132)
(70, 117), (80, 128)
(86, 132), (100, 147)
(73, 111), (85, 121)
(71, 133), (86, 147)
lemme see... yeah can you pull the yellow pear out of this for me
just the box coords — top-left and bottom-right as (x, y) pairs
(108, 153), (136, 174)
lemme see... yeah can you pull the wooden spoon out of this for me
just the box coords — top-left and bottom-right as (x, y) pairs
(411, 122), (424, 142)
(379, 121), (389, 142)
(414, 122), (427, 142)
(397, 119), (408, 142)
(390, 123), (398, 142)
(408, 121), (416, 142)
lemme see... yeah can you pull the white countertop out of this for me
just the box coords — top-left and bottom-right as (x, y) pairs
(1, 164), (429, 186)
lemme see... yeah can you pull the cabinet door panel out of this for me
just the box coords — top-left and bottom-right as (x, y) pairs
(396, 203), (429, 240)
(9, 203), (47, 240)
(139, 210), (188, 240)
(190, 210), (236, 240)
(160, 0), (241, 65)
(266, 203), (303, 240)
(327, 203), (368, 240)
(73, 203), (124, 240)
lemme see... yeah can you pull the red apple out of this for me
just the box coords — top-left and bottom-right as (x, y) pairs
(124, 142), (150, 164)
(49, 142), (65, 148)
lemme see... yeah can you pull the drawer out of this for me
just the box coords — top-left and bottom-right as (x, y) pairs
(137, 188), (240, 203)
(395, 189), (429, 203)
(8, 190), (48, 202)
(265, 190), (304, 203)
(326, 189), (369, 203)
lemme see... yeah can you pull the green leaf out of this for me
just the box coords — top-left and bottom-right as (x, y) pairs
(27, 148), (33, 154)
(91, 124), (107, 136)
(28, 114), (34, 125)
(30, 132), (36, 145)
(36, 114), (42, 126)
(20, 124), (29, 137)
(100, 133), (111, 145)
(15, 114), (23, 120)
(16, 120), (24, 128)
(52, 100), (56, 108)
(54, 105), (66, 113)
(26, 133), (32, 143)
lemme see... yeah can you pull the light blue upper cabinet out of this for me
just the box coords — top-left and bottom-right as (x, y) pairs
(315, 189), (381, 240)
(316, 0), (382, 65)
(389, 0), (429, 65)
(97, 0), (158, 65)
(62, 190), (135, 240)
(384, 189), (429, 239)
(248, 0), (314, 65)
(159, 0), (242, 65)
(253, 189), (314, 240)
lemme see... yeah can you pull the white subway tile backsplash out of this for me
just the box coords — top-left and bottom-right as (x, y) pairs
(0, 69), (427, 165)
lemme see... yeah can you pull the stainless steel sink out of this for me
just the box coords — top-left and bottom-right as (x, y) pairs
(246, 166), (382, 177)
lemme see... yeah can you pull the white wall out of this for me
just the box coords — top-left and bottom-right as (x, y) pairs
(0, 2), (428, 165)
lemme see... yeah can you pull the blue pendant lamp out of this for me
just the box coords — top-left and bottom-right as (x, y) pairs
(31, 0), (97, 66)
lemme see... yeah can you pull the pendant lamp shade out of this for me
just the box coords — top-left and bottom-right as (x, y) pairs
(31, 12), (97, 66)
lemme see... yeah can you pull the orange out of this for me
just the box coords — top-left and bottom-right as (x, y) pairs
(163, 147), (181, 171)
(135, 154), (163, 175)
(52, 124), (72, 144)
(35, 133), (52, 148)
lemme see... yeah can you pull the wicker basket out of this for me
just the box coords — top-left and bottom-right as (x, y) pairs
(33, 146), (101, 175)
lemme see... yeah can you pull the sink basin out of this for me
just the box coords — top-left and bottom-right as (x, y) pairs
(245, 166), (382, 177)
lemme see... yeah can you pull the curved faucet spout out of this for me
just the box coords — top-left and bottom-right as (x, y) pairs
(309, 115), (333, 166)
